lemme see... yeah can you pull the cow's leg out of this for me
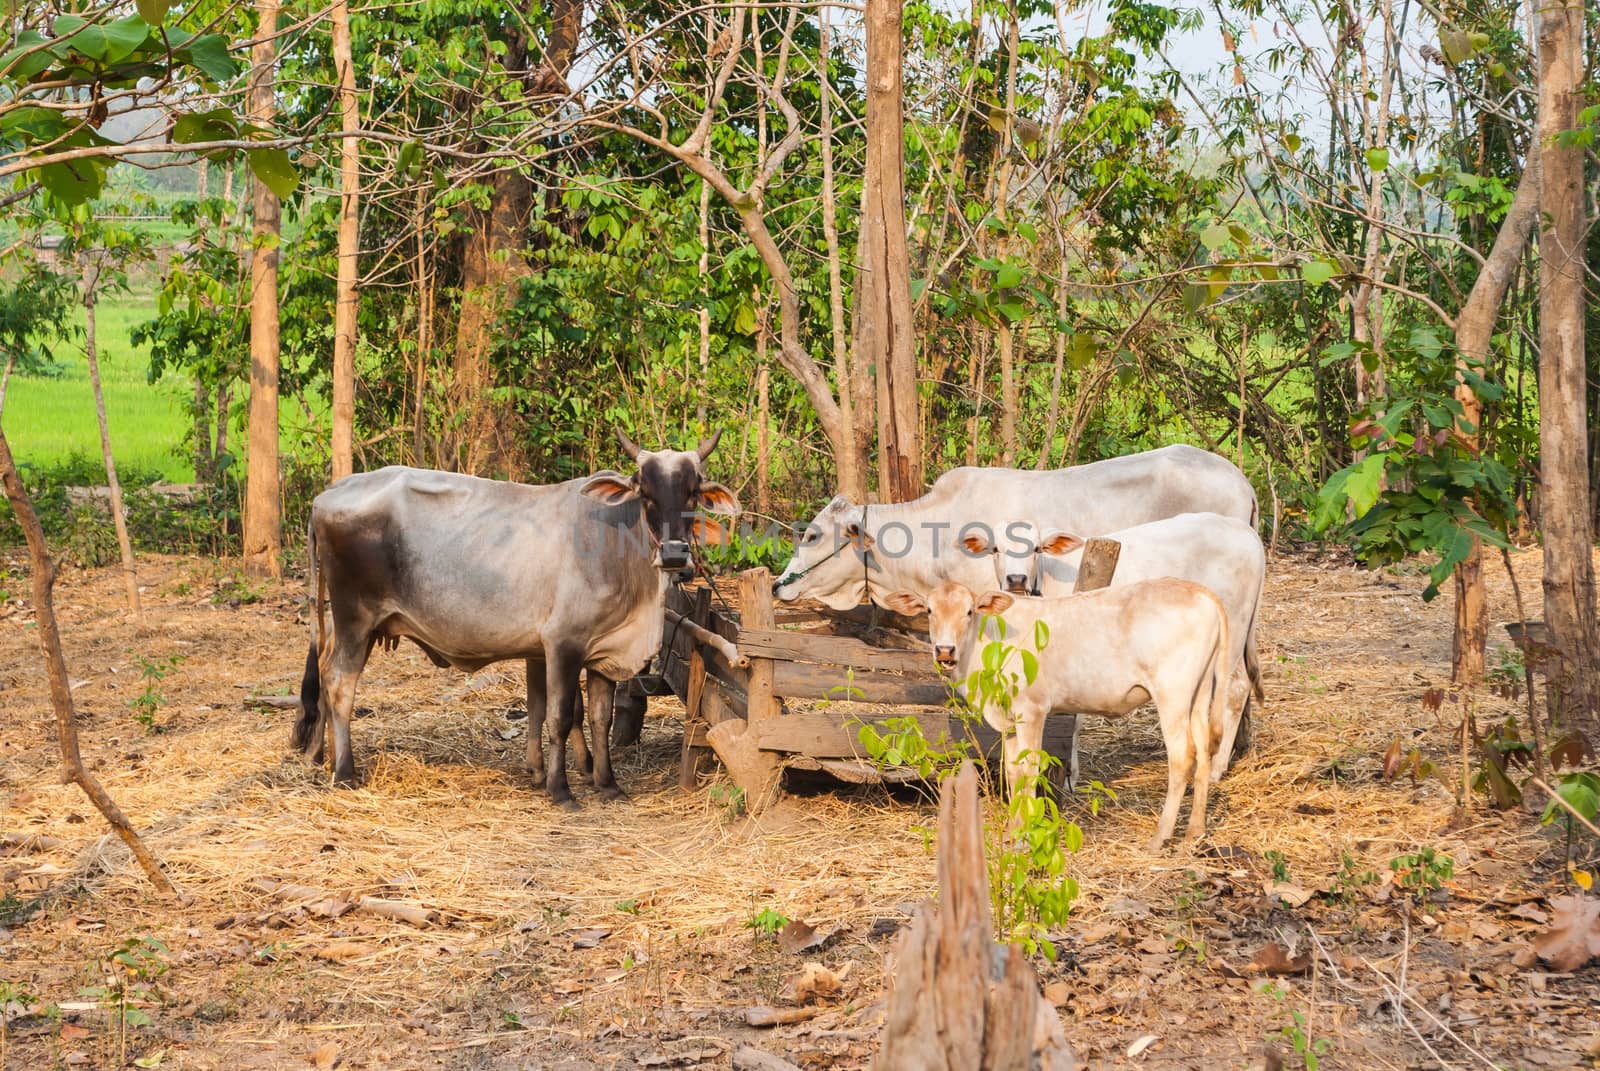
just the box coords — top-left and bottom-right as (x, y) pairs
(543, 648), (584, 810)
(524, 658), (547, 785)
(611, 678), (647, 748)
(322, 637), (371, 787)
(569, 672), (593, 782)
(1150, 692), (1196, 850)
(1186, 690), (1213, 843)
(1013, 706), (1047, 797)
(585, 675), (626, 801)
(295, 641), (325, 763)
(1065, 714), (1082, 791)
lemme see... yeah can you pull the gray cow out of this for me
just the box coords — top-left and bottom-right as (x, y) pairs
(294, 431), (739, 806)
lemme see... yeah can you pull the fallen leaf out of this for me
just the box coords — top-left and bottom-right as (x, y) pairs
(783, 961), (843, 1004)
(309, 1041), (340, 1070)
(778, 919), (828, 955)
(1042, 980), (1071, 1007)
(1078, 920), (1122, 945)
(744, 1004), (820, 1027)
(1247, 942), (1312, 976)
(1509, 903), (1550, 925)
(571, 927), (611, 949)
(1530, 894), (1600, 972)
(1127, 1033), (1160, 1058)
(133, 1051), (166, 1068)
(310, 942), (368, 963)
(59, 1023), (92, 1043)
(1263, 880), (1315, 908)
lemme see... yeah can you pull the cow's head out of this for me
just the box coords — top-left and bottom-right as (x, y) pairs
(884, 583), (1013, 671)
(959, 523), (1082, 595)
(772, 496), (874, 608)
(580, 429), (740, 571)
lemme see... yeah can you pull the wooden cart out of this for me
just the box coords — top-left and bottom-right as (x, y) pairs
(651, 546), (1118, 810)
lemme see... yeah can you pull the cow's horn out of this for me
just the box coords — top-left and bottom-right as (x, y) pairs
(696, 429), (722, 461)
(615, 427), (643, 461)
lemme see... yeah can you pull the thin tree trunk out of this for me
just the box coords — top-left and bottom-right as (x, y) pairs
(697, 176), (712, 429)
(0, 427), (175, 896)
(1351, 0), (1397, 409)
(0, 353), (14, 419)
(243, 0), (283, 578)
(1535, 0), (1598, 730)
(995, 6), (1020, 467)
(756, 362), (770, 516)
(412, 186), (431, 466)
(79, 262), (139, 619)
(329, 0), (360, 482)
(860, 0), (921, 501)
(818, 6), (867, 500)
(1451, 153), (1541, 682)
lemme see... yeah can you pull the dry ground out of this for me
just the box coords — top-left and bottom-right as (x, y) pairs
(2, 547), (1597, 1070)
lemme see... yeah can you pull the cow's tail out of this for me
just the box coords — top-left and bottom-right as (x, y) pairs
(294, 519), (325, 755)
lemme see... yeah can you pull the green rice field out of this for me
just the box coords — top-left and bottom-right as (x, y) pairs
(3, 290), (196, 483)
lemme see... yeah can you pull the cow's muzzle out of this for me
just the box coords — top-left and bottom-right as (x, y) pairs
(657, 540), (691, 570)
(934, 645), (957, 669)
(1004, 574), (1030, 595)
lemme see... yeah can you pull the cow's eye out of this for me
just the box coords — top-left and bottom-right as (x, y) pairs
(800, 530), (820, 547)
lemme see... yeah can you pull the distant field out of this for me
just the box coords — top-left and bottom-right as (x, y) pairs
(3, 290), (195, 483)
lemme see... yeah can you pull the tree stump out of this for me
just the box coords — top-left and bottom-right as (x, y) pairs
(875, 762), (1075, 1071)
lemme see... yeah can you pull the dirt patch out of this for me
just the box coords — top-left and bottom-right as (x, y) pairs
(1, 548), (1596, 1069)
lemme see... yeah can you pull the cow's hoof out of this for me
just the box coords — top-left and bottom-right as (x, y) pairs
(332, 774), (358, 790)
(555, 796), (582, 812)
(598, 784), (629, 803)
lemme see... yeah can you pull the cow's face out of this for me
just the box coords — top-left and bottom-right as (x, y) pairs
(961, 523), (1083, 595)
(772, 496), (872, 608)
(581, 430), (740, 571)
(884, 584), (1013, 671)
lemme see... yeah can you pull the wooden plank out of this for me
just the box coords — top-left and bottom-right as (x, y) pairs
(785, 755), (927, 785)
(707, 718), (784, 810)
(702, 676), (747, 724)
(755, 709), (953, 758)
(678, 649), (709, 790)
(736, 628), (931, 675)
(773, 661), (950, 706)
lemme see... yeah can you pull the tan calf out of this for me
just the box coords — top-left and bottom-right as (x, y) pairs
(886, 580), (1230, 849)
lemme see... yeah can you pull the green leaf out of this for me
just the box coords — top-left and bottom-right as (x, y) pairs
(1067, 333), (1096, 368)
(1344, 453), (1386, 517)
(38, 157), (107, 204)
(0, 31), (56, 80)
(1199, 220), (1230, 250)
(247, 147), (298, 199)
(180, 34), (237, 80)
(1302, 259), (1338, 286)
(733, 302), (757, 335)
(103, 14), (152, 65)
(1283, 132), (1302, 153)
(1033, 619), (1049, 651)
(997, 300), (1026, 323)
(1439, 27), (1472, 65)
(909, 277), (928, 301)
(171, 108), (237, 144)
(1020, 649), (1038, 686)
(136, 0), (174, 26)
(995, 263), (1023, 289)
(1366, 147), (1390, 172)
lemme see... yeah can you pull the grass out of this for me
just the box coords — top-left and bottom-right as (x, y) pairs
(4, 289), (195, 483)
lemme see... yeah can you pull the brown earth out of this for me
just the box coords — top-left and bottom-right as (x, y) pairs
(1, 547), (1597, 1070)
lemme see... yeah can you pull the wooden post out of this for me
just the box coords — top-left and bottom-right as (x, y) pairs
(678, 587), (717, 789)
(1072, 538), (1121, 595)
(875, 762), (1074, 1070)
(706, 569), (785, 811)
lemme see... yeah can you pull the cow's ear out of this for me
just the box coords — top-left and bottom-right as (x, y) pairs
(883, 590), (927, 617)
(844, 522), (874, 551)
(1037, 530), (1083, 556)
(691, 515), (728, 547)
(975, 591), (1014, 615)
(961, 532), (994, 556)
(581, 474), (640, 505)
(697, 481), (741, 516)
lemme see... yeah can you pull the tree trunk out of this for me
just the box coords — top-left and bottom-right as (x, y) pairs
(818, 6), (869, 501)
(1451, 153), (1541, 682)
(329, 0), (360, 483)
(1535, 0), (1598, 731)
(79, 260), (139, 619)
(0, 427), (175, 896)
(242, 0), (283, 578)
(874, 762), (1074, 1070)
(859, 0), (921, 502)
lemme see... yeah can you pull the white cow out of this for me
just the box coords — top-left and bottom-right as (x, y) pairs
(884, 582), (1230, 849)
(773, 445), (1256, 611)
(969, 512), (1265, 782)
